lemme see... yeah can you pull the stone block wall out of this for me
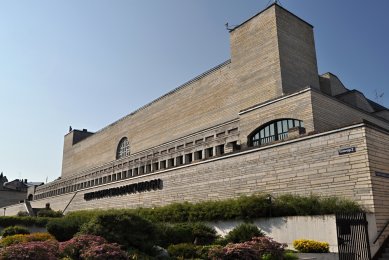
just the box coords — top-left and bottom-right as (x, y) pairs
(311, 90), (389, 133)
(365, 126), (389, 245)
(31, 125), (376, 216)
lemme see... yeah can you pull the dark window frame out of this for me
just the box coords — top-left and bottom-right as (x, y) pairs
(249, 119), (304, 147)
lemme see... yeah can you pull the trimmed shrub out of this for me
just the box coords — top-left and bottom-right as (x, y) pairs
(167, 243), (219, 259)
(16, 211), (29, 217)
(293, 239), (329, 253)
(224, 223), (265, 243)
(208, 236), (286, 260)
(0, 232), (55, 247)
(80, 242), (128, 260)
(59, 234), (108, 260)
(79, 212), (158, 252)
(37, 209), (63, 218)
(167, 243), (198, 259)
(262, 252), (298, 260)
(157, 222), (217, 247)
(0, 240), (59, 260)
(1, 225), (30, 237)
(46, 213), (93, 242)
(0, 216), (51, 228)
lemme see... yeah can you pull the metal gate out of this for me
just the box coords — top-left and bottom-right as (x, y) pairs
(336, 213), (371, 260)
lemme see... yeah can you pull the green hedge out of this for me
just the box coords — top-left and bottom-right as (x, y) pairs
(0, 216), (52, 228)
(55, 194), (363, 224)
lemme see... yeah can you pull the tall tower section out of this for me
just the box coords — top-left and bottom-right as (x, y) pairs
(230, 4), (320, 108)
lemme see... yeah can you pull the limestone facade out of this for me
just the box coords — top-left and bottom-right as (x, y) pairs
(13, 3), (389, 247)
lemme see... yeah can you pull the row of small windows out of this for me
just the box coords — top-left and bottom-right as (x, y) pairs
(115, 128), (239, 161)
(250, 119), (304, 147)
(36, 119), (304, 200)
(34, 143), (237, 200)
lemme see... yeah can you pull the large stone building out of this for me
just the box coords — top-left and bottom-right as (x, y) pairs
(6, 2), (389, 250)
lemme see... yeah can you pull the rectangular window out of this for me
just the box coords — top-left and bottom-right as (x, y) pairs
(205, 147), (213, 158)
(185, 153), (193, 164)
(160, 160), (166, 169)
(153, 162), (159, 171)
(139, 166), (145, 175)
(176, 155), (183, 166)
(216, 144), (225, 156)
(146, 164), (152, 173)
(133, 168), (138, 176)
(194, 150), (203, 160)
(168, 158), (175, 168)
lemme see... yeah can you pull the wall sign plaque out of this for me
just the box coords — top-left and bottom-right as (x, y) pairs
(338, 147), (356, 155)
(84, 179), (163, 201)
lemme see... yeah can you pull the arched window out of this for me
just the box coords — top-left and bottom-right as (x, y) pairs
(249, 119), (304, 147)
(116, 137), (130, 159)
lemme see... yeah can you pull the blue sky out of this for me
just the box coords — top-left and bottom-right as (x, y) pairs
(0, 0), (388, 182)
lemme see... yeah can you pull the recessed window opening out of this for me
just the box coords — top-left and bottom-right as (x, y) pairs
(185, 153), (193, 164)
(205, 147), (213, 158)
(176, 155), (183, 166)
(153, 162), (159, 171)
(168, 158), (175, 168)
(194, 150), (203, 160)
(250, 119), (304, 147)
(116, 137), (130, 159)
(160, 160), (167, 169)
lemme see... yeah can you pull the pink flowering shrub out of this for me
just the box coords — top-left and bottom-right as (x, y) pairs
(59, 234), (128, 260)
(80, 242), (128, 260)
(0, 240), (59, 260)
(208, 236), (287, 260)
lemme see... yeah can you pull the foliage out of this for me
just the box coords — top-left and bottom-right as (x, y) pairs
(46, 212), (94, 242)
(59, 234), (109, 260)
(80, 242), (128, 260)
(0, 216), (51, 228)
(79, 211), (158, 252)
(293, 239), (330, 253)
(37, 209), (63, 218)
(16, 211), (29, 217)
(167, 243), (198, 259)
(208, 236), (286, 260)
(167, 243), (219, 259)
(1, 225), (30, 237)
(0, 232), (55, 247)
(224, 223), (265, 243)
(262, 251), (298, 260)
(0, 240), (59, 260)
(157, 222), (217, 247)
(272, 194), (363, 216)
(48, 194), (362, 225)
(135, 194), (362, 222)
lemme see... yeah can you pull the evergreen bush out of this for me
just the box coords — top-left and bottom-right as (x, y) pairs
(0, 216), (51, 228)
(36, 209), (63, 218)
(224, 223), (265, 243)
(1, 225), (30, 237)
(79, 211), (158, 252)
(157, 222), (217, 247)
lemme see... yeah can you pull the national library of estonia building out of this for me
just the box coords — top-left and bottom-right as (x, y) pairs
(7, 3), (389, 251)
